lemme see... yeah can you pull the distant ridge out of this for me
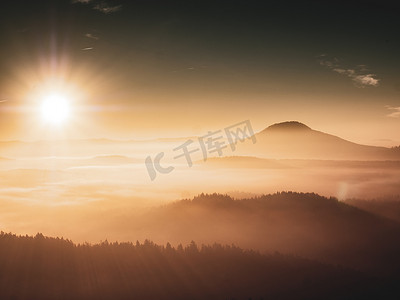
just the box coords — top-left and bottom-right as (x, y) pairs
(234, 120), (400, 160)
(263, 121), (311, 132)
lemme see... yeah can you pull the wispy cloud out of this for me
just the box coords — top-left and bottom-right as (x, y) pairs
(85, 33), (99, 40)
(318, 55), (380, 88)
(72, 0), (92, 3)
(385, 106), (400, 118)
(94, 2), (122, 14)
(72, 0), (122, 14)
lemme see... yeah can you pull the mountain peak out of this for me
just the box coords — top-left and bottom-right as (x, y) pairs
(263, 121), (311, 132)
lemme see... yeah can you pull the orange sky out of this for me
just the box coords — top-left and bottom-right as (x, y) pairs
(0, 0), (399, 146)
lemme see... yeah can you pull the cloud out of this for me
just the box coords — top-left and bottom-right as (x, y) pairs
(353, 74), (379, 87)
(81, 47), (94, 51)
(385, 106), (400, 118)
(72, 0), (92, 3)
(85, 33), (99, 40)
(318, 55), (380, 88)
(94, 3), (122, 14)
(72, 0), (122, 14)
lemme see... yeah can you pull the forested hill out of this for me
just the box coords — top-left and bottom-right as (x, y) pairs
(0, 232), (396, 300)
(122, 192), (400, 272)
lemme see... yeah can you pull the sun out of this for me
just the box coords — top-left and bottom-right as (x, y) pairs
(41, 94), (70, 125)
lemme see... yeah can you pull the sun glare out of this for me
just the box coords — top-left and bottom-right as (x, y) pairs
(41, 94), (70, 125)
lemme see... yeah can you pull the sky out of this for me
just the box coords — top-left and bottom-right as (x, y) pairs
(0, 0), (399, 145)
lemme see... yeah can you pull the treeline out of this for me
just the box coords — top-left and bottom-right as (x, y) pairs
(0, 232), (395, 300)
(177, 191), (350, 210)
